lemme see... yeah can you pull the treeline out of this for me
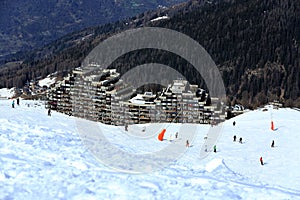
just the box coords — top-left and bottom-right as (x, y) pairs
(155, 0), (300, 107)
(0, 0), (299, 107)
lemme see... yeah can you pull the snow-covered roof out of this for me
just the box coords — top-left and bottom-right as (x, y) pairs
(129, 94), (146, 104)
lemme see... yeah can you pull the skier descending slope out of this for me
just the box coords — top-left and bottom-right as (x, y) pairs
(260, 157), (264, 165)
(186, 140), (190, 148)
(239, 137), (243, 144)
(233, 135), (236, 142)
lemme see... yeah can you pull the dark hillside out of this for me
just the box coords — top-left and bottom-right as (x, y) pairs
(0, 0), (187, 61)
(1, 0), (299, 107)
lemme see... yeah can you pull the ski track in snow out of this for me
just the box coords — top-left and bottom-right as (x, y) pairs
(0, 100), (300, 199)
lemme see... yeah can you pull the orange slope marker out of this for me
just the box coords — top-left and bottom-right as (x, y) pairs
(158, 129), (166, 141)
(271, 121), (275, 131)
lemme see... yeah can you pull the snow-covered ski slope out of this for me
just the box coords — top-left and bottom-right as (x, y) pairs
(0, 100), (300, 199)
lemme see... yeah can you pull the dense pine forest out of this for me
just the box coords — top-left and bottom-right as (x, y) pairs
(0, 0), (299, 107)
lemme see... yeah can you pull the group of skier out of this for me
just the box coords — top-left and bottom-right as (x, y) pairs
(232, 120), (276, 166)
(233, 135), (243, 143)
(11, 97), (53, 117)
(232, 122), (243, 143)
(11, 97), (20, 108)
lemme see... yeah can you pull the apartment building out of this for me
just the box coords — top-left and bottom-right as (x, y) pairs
(47, 63), (225, 125)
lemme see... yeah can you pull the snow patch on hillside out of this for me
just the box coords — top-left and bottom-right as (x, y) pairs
(38, 77), (56, 87)
(0, 88), (15, 98)
(151, 15), (169, 22)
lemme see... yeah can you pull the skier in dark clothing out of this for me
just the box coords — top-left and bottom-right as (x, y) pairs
(48, 109), (51, 116)
(16, 98), (20, 106)
(213, 145), (217, 153)
(175, 132), (178, 139)
(233, 121), (236, 126)
(271, 140), (275, 148)
(233, 135), (237, 142)
(125, 124), (128, 131)
(12, 100), (15, 108)
(260, 157), (264, 165)
(239, 137), (243, 144)
(186, 140), (189, 148)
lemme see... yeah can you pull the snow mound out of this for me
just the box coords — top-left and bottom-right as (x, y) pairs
(205, 158), (223, 172)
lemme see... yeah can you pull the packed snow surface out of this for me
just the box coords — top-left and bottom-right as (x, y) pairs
(1, 100), (300, 199)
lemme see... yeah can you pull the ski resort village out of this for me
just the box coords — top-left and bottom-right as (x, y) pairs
(46, 63), (226, 125)
(1, 0), (299, 199)
(0, 62), (299, 199)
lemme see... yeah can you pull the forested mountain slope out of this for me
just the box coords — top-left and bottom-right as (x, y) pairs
(0, 0), (187, 61)
(1, 0), (299, 107)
